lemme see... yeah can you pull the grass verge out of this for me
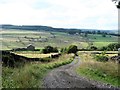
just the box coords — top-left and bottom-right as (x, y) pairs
(2, 54), (74, 88)
(76, 53), (120, 87)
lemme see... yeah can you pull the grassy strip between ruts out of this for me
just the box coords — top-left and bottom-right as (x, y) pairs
(76, 53), (120, 87)
(2, 54), (74, 88)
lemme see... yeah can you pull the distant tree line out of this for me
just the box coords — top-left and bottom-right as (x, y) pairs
(78, 43), (120, 51)
(1, 24), (119, 36)
(41, 45), (78, 55)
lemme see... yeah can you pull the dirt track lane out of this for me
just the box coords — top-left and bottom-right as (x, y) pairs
(43, 56), (120, 89)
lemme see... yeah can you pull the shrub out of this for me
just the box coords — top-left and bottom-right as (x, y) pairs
(60, 47), (67, 53)
(99, 46), (107, 51)
(2, 51), (26, 67)
(67, 45), (78, 54)
(99, 43), (120, 51)
(42, 46), (58, 54)
(89, 46), (98, 51)
(41, 57), (52, 62)
(95, 55), (109, 62)
(52, 47), (58, 52)
(102, 34), (106, 37)
(42, 48), (48, 54)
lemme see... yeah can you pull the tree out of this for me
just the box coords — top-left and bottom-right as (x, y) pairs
(42, 48), (48, 54)
(92, 31), (96, 34)
(52, 47), (58, 52)
(90, 46), (98, 50)
(42, 46), (58, 54)
(97, 30), (101, 34)
(100, 46), (107, 51)
(67, 45), (78, 54)
(102, 34), (106, 37)
(100, 43), (120, 51)
(84, 33), (88, 37)
(112, 0), (120, 9)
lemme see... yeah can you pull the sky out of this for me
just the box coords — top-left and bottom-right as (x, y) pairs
(0, 0), (118, 30)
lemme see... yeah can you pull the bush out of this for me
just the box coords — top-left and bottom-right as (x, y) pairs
(34, 49), (41, 51)
(42, 46), (58, 54)
(2, 51), (26, 67)
(60, 47), (67, 53)
(107, 43), (120, 51)
(89, 46), (98, 51)
(99, 43), (120, 51)
(42, 48), (48, 54)
(102, 34), (106, 37)
(41, 57), (52, 62)
(95, 55), (109, 62)
(99, 46), (107, 51)
(67, 45), (78, 54)
(52, 47), (58, 52)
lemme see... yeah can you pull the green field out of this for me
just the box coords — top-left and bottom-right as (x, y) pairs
(1, 29), (88, 50)
(14, 53), (59, 58)
(87, 34), (117, 42)
(85, 34), (118, 48)
(1, 29), (117, 50)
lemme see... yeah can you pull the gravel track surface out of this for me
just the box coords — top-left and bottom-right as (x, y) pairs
(43, 56), (120, 89)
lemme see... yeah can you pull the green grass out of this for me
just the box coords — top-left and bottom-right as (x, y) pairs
(87, 34), (118, 42)
(93, 42), (113, 48)
(2, 54), (74, 88)
(76, 53), (120, 87)
(14, 53), (59, 58)
(0, 30), (86, 50)
(2, 64), (47, 88)
(85, 34), (118, 48)
(1, 29), (117, 50)
(13, 51), (41, 54)
(78, 51), (118, 55)
(76, 67), (119, 87)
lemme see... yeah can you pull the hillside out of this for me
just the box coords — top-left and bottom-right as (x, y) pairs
(0, 24), (117, 34)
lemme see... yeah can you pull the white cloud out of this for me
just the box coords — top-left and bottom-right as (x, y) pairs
(0, 0), (118, 30)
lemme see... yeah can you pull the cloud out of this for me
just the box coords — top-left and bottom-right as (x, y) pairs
(0, 0), (118, 30)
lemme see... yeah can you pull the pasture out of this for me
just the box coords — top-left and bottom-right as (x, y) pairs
(85, 34), (118, 48)
(87, 34), (117, 42)
(78, 51), (118, 54)
(14, 52), (59, 58)
(78, 51), (118, 59)
(1, 29), (88, 50)
(1, 29), (118, 50)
